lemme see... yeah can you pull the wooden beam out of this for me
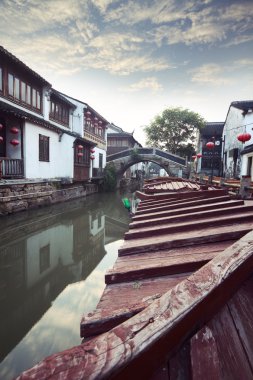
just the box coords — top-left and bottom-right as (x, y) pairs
(17, 230), (253, 380)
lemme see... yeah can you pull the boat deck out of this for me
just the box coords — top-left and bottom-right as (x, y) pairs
(16, 181), (253, 380)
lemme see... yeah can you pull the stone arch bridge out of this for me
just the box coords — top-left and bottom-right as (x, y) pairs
(106, 147), (189, 178)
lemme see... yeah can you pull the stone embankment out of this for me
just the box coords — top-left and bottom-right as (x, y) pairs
(0, 180), (98, 215)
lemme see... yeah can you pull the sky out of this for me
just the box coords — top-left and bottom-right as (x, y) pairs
(1, 0), (253, 145)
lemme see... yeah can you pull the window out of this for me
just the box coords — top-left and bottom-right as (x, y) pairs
(39, 134), (49, 162)
(8, 73), (14, 96)
(247, 156), (252, 176)
(21, 81), (26, 102)
(99, 153), (103, 169)
(74, 145), (89, 164)
(7, 72), (41, 110)
(40, 244), (50, 273)
(50, 100), (69, 126)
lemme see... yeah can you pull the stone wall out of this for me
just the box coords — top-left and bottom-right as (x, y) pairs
(0, 181), (98, 215)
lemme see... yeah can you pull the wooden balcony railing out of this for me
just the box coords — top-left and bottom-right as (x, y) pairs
(0, 158), (24, 178)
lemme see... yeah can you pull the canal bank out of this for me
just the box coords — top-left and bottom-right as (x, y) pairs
(0, 192), (130, 380)
(0, 179), (99, 215)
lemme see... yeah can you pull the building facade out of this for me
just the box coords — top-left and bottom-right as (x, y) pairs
(0, 46), (108, 184)
(222, 101), (253, 180)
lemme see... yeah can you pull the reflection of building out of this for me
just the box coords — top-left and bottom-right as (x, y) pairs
(0, 205), (106, 361)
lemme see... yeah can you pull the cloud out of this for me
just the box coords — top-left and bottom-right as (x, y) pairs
(189, 64), (233, 85)
(123, 77), (163, 92)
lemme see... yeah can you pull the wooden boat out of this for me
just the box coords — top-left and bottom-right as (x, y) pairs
(16, 179), (253, 379)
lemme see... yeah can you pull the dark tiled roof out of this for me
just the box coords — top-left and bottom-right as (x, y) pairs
(51, 89), (77, 109)
(240, 143), (253, 155)
(0, 45), (51, 86)
(107, 132), (142, 147)
(200, 122), (224, 138)
(58, 91), (110, 124)
(231, 100), (253, 112)
(0, 100), (92, 144)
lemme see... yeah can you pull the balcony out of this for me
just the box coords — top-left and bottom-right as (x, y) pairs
(0, 158), (24, 178)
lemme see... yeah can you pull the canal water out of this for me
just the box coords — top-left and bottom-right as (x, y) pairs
(0, 191), (131, 380)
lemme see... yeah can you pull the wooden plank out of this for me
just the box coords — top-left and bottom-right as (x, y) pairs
(81, 274), (189, 338)
(130, 202), (250, 229)
(228, 274), (253, 365)
(17, 231), (253, 380)
(137, 194), (203, 209)
(119, 223), (253, 256)
(135, 188), (228, 202)
(168, 341), (191, 380)
(207, 305), (253, 379)
(190, 325), (222, 379)
(125, 211), (253, 240)
(105, 251), (217, 284)
(135, 196), (230, 216)
(133, 198), (240, 221)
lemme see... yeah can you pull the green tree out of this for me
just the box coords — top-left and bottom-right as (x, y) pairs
(145, 107), (205, 159)
(102, 163), (117, 192)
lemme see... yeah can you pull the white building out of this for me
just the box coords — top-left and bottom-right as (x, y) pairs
(0, 45), (108, 183)
(222, 101), (253, 179)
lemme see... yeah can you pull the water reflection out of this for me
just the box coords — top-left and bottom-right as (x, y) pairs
(0, 192), (130, 379)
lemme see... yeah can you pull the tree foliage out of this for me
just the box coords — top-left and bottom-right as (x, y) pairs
(102, 163), (117, 192)
(145, 107), (205, 159)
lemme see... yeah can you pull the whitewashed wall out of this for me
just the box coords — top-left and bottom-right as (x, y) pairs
(61, 95), (85, 135)
(223, 106), (253, 178)
(23, 121), (75, 179)
(26, 224), (74, 287)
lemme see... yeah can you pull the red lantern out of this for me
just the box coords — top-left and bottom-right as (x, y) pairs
(197, 153), (202, 158)
(192, 155), (196, 160)
(10, 139), (19, 146)
(237, 133), (251, 143)
(77, 145), (83, 150)
(77, 152), (83, 157)
(0, 136), (3, 143)
(90, 155), (95, 160)
(90, 148), (95, 153)
(98, 121), (102, 125)
(10, 127), (19, 134)
(0, 123), (3, 130)
(206, 141), (215, 149)
(86, 111), (91, 116)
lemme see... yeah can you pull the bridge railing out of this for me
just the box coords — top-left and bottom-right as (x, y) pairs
(154, 149), (186, 166)
(107, 147), (187, 167)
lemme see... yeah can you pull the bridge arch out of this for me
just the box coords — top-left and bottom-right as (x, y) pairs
(107, 147), (188, 179)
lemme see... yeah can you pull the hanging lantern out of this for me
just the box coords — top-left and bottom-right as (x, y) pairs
(10, 139), (19, 146)
(77, 145), (83, 150)
(0, 136), (3, 143)
(197, 153), (202, 158)
(90, 148), (95, 153)
(0, 123), (3, 130)
(86, 111), (91, 116)
(10, 127), (19, 134)
(237, 133), (251, 143)
(192, 155), (197, 160)
(90, 155), (95, 160)
(77, 152), (83, 157)
(98, 121), (102, 125)
(206, 141), (215, 149)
